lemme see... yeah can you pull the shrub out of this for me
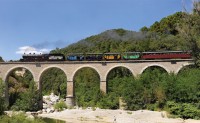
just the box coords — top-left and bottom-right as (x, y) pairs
(11, 82), (40, 111)
(166, 101), (200, 120)
(54, 100), (67, 111)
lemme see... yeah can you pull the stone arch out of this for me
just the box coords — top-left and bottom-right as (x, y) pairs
(4, 65), (35, 107)
(38, 65), (68, 90)
(175, 63), (194, 74)
(140, 64), (169, 75)
(38, 66), (67, 82)
(105, 65), (135, 81)
(71, 65), (101, 82)
(38, 65), (68, 104)
(4, 65), (35, 82)
(72, 66), (101, 103)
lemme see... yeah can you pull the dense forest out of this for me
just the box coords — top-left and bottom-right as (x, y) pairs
(0, 1), (200, 121)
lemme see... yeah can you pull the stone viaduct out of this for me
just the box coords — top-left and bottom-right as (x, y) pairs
(0, 59), (194, 106)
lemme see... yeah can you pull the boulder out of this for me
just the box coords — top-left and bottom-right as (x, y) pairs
(42, 93), (61, 113)
(43, 103), (48, 109)
(49, 93), (59, 103)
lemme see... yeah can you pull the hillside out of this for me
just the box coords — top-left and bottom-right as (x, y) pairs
(51, 12), (194, 55)
(51, 28), (186, 54)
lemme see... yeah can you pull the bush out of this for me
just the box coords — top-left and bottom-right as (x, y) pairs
(11, 82), (40, 111)
(166, 101), (200, 120)
(54, 100), (67, 111)
(97, 92), (119, 109)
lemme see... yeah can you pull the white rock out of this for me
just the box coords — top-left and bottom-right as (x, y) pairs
(43, 103), (48, 109)
(42, 93), (61, 114)
(50, 96), (59, 103)
(42, 109), (47, 113)
(43, 95), (50, 100)
(46, 108), (51, 113)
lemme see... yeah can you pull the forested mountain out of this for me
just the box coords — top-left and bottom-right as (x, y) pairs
(51, 11), (196, 55)
(51, 28), (186, 54)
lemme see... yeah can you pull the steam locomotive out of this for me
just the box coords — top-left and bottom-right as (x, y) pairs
(20, 51), (192, 62)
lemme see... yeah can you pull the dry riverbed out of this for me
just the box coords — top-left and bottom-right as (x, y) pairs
(38, 108), (200, 123)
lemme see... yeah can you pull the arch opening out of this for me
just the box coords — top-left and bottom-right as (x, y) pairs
(40, 67), (67, 99)
(73, 67), (100, 107)
(173, 65), (200, 103)
(140, 65), (169, 75)
(105, 66), (134, 109)
(106, 66), (134, 93)
(177, 64), (197, 75)
(139, 66), (169, 90)
(141, 66), (168, 75)
(137, 66), (169, 110)
(5, 67), (39, 111)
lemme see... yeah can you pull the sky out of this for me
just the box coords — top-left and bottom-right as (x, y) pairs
(0, 0), (193, 61)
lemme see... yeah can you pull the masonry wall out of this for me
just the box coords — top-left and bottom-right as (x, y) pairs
(0, 60), (193, 106)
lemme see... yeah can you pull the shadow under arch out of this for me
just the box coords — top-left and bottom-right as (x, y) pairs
(73, 67), (100, 107)
(176, 64), (197, 75)
(39, 66), (67, 98)
(176, 63), (196, 75)
(71, 65), (101, 82)
(140, 64), (169, 75)
(105, 65), (136, 80)
(38, 65), (67, 82)
(4, 65), (35, 83)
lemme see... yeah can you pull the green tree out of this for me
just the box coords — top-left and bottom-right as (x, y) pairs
(75, 68), (101, 107)
(174, 67), (200, 103)
(41, 68), (67, 98)
(0, 78), (6, 115)
(149, 12), (184, 35)
(122, 79), (144, 110)
(137, 67), (168, 109)
(140, 26), (149, 32)
(11, 81), (40, 111)
(178, 0), (200, 66)
(8, 68), (34, 108)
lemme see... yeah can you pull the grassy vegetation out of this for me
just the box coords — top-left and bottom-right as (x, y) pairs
(0, 113), (45, 123)
(54, 100), (67, 111)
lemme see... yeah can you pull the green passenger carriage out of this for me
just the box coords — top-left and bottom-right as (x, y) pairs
(122, 52), (141, 60)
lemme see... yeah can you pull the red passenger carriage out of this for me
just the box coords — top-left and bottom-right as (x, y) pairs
(141, 51), (192, 59)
